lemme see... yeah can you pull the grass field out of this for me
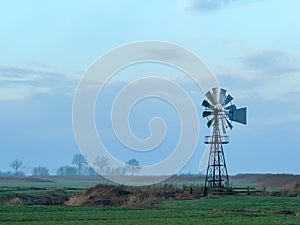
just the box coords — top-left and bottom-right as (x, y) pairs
(0, 196), (299, 225)
(0, 175), (299, 224)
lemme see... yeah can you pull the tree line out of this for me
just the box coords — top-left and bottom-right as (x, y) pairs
(0, 154), (140, 177)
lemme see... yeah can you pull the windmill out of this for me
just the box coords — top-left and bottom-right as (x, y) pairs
(202, 87), (246, 196)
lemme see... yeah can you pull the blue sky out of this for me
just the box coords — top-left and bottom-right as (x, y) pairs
(1, 0), (300, 175)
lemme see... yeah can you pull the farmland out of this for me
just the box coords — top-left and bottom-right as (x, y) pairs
(0, 174), (299, 224)
(0, 196), (299, 225)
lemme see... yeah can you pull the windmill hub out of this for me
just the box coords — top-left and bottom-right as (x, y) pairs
(213, 105), (223, 115)
(202, 87), (247, 196)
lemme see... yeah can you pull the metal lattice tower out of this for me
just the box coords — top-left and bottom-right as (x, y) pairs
(202, 87), (246, 196)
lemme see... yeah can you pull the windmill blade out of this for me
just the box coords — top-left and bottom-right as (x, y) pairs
(205, 91), (216, 105)
(207, 117), (214, 128)
(220, 88), (227, 105)
(199, 145), (210, 171)
(224, 94), (233, 106)
(226, 104), (236, 111)
(212, 87), (220, 104)
(226, 105), (235, 120)
(228, 107), (247, 125)
(202, 100), (214, 109)
(226, 118), (233, 129)
(202, 111), (212, 118)
(227, 112), (233, 121)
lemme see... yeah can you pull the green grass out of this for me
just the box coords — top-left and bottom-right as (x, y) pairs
(0, 177), (299, 224)
(0, 180), (104, 189)
(0, 178), (108, 204)
(0, 196), (299, 225)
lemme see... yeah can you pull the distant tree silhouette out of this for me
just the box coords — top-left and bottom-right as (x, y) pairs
(126, 158), (140, 176)
(85, 167), (98, 176)
(10, 159), (23, 175)
(72, 154), (87, 175)
(57, 166), (77, 176)
(93, 156), (109, 174)
(110, 166), (128, 176)
(32, 166), (49, 176)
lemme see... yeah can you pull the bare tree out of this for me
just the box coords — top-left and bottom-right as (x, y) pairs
(110, 166), (128, 176)
(57, 166), (77, 176)
(126, 158), (140, 176)
(93, 156), (109, 174)
(10, 159), (23, 175)
(72, 153), (87, 175)
(85, 166), (98, 176)
(32, 166), (49, 176)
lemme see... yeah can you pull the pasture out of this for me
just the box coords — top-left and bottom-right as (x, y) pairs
(0, 175), (299, 224)
(0, 196), (299, 225)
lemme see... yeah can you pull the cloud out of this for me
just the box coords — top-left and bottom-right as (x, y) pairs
(232, 72), (300, 102)
(240, 50), (300, 75)
(237, 50), (300, 102)
(255, 111), (300, 126)
(0, 65), (80, 101)
(216, 65), (263, 81)
(215, 49), (300, 103)
(0, 85), (51, 101)
(257, 73), (300, 101)
(185, 0), (253, 11)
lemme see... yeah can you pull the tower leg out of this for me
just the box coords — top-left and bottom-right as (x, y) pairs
(203, 133), (230, 196)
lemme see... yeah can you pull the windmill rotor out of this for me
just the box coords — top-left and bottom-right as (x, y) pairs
(202, 88), (247, 130)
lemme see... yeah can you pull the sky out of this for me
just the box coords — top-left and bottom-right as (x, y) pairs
(1, 0), (300, 175)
